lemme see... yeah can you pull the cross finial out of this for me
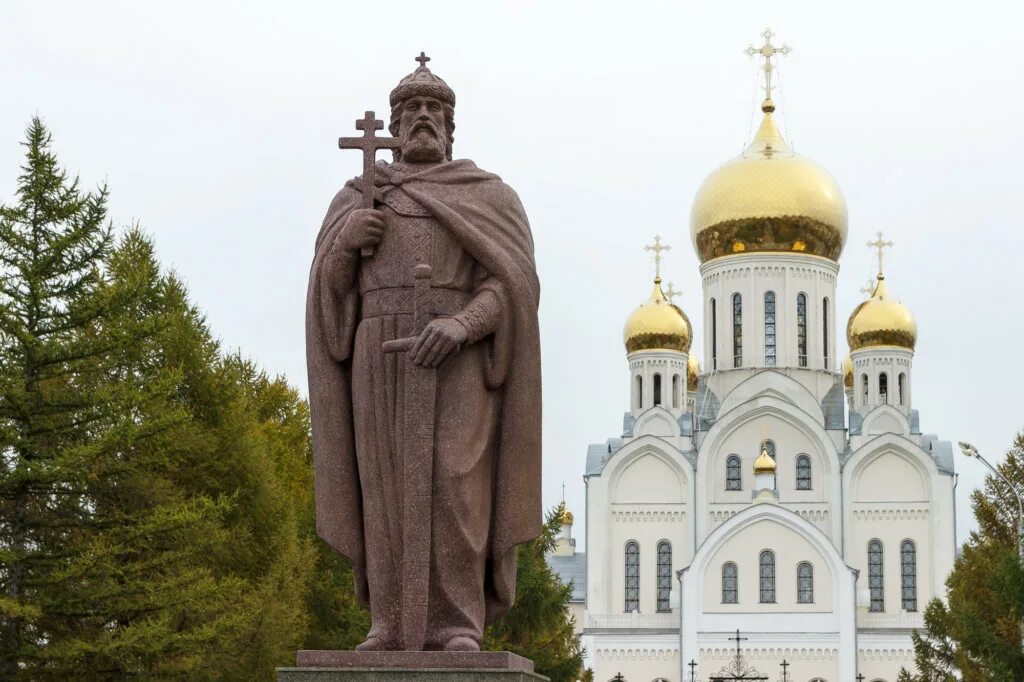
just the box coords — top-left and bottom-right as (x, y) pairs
(746, 28), (791, 101)
(415, 51), (431, 68)
(856, 674), (866, 682)
(859, 278), (877, 298)
(561, 481), (566, 505)
(866, 230), (894, 277)
(665, 282), (681, 303)
(728, 628), (749, 660)
(780, 658), (790, 682)
(687, 659), (698, 682)
(644, 235), (671, 280)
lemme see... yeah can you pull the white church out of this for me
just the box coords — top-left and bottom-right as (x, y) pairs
(549, 31), (957, 682)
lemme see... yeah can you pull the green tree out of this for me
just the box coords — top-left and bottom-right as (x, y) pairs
(484, 503), (585, 682)
(899, 434), (1024, 681)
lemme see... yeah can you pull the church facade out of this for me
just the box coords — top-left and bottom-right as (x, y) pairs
(549, 32), (957, 682)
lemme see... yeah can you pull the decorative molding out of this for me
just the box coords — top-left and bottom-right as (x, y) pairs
(710, 507), (829, 526)
(701, 647), (837, 660)
(857, 648), (914, 661)
(852, 504), (929, 522)
(596, 648), (679, 662)
(612, 510), (686, 523)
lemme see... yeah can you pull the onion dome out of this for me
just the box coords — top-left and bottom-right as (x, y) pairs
(687, 353), (700, 392)
(623, 276), (692, 354)
(846, 274), (917, 351)
(690, 98), (848, 263)
(754, 445), (777, 475)
(558, 507), (574, 526)
(842, 354), (853, 389)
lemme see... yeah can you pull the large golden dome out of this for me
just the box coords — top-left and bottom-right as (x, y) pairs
(624, 277), (692, 354)
(690, 100), (848, 263)
(846, 275), (917, 351)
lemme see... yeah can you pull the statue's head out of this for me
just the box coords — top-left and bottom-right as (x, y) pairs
(389, 53), (456, 163)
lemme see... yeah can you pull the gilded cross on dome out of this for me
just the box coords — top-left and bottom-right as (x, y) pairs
(746, 28), (791, 100)
(867, 230), (894, 277)
(644, 235), (671, 280)
(665, 282), (681, 303)
(859, 278), (877, 298)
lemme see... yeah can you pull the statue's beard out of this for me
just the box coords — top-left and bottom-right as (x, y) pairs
(400, 121), (446, 163)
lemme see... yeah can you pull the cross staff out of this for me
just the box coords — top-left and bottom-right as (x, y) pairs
(338, 110), (401, 256)
(866, 230), (893, 277)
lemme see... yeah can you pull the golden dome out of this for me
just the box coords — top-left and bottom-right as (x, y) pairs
(558, 506), (574, 526)
(754, 446), (776, 475)
(690, 100), (848, 263)
(842, 354), (853, 389)
(624, 277), (692, 354)
(846, 275), (917, 351)
(687, 353), (700, 392)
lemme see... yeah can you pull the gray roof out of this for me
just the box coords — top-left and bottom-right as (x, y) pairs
(586, 438), (624, 476)
(821, 381), (846, 430)
(548, 552), (587, 602)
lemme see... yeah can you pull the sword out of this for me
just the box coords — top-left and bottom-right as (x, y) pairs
(381, 264), (435, 650)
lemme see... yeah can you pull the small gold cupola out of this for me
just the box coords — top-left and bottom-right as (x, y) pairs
(623, 236), (692, 354)
(846, 232), (917, 351)
(690, 29), (848, 263)
(754, 445), (777, 475)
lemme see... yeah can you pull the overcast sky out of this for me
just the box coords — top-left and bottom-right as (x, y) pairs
(2, 0), (1021, 547)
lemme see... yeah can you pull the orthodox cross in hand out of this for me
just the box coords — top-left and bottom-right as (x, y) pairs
(866, 230), (893, 277)
(645, 235), (671, 279)
(338, 110), (401, 256)
(746, 28), (791, 99)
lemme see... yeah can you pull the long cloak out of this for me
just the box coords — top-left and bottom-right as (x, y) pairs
(305, 159), (541, 622)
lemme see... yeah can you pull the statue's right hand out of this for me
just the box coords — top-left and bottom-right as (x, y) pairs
(338, 208), (387, 253)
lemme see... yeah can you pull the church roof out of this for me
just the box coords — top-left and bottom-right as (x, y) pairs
(547, 552), (587, 603)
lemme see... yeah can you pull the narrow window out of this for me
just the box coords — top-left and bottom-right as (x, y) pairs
(796, 293), (808, 367)
(869, 540), (884, 612)
(796, 454), (812, 490)
(901, 540), (917, 611)
(711, 298), (718, 370)
(797, 562), (814, 603)
(672, 374), (680, 408)
(899, 372), (907, 406)
(759, 550), (776, 603)
(726, 455), (742, 491)
(732, 293), (742, 368)
(822, 297), (830, 368)
(862, 374), (869, 405)
(635, 375), (642, 410)
(879, 372), (888, 403)
(721, 562), (738, 603)
(764, 291), (776, 366)
(653, 373), (662, 406)
(624, 541), (639, 612)
(760, 440), (776, 460)
(656, 541), (672, 612)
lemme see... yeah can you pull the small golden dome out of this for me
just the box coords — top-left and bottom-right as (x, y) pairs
(846, 275), (917, 351)
(754, 446), (776, 475)
(624, 277), (692, 354)
(558, 505), (574, 526)
(842, 354), (853, 389)
(687, 353), (700, 392)
(690, 102), (848, 263)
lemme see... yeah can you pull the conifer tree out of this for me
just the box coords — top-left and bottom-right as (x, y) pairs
(899, 434), (1024, 681)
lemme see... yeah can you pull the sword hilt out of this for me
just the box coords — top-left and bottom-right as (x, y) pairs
(381, 265), (433, 354)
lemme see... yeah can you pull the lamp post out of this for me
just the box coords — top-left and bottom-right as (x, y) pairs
(959, 440), (1024, 651)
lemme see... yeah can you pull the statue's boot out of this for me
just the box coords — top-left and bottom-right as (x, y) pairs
(355, 635), (398, 651)
(443, 636), (480, 652)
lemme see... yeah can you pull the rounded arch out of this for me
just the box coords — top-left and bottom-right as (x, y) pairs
(604, 436), (691, 504)
(716, 369), (826, 421)
(844, 434), (938, 503)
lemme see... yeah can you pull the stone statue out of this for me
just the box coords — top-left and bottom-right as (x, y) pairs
(305, 54), (541, 654)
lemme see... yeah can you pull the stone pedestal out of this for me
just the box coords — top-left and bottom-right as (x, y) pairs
(278, 651), (549, 682)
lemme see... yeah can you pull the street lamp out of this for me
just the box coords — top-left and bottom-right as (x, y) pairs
(959, 440), (1024, 651)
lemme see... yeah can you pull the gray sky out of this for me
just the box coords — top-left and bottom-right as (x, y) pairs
(2, 0), (1021, 547)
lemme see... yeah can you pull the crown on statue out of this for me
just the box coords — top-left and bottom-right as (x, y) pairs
(390, 52), (456, 108)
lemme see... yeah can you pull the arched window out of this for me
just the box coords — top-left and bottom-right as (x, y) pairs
(726, 455), (742, 490)
(760, 440), (776, 460)
(624, 541), (639, 612)
(879, 372), (888, 403)
(721, 562), (738, 603)
(672, 374), (680, 408)
(822, 297), (830, 368)
(797, 562), (814, 603)
(862, 373), (869, 405)
(868, 540), (884, 612)
(901, 540), (917, 611)
(759, 550), (775, 603)
(653, 373), (662, 406)
(796, 293), (808, 366)
(796, 454), (812, 490)
(634, 375), (642, 410)
(656, 541), (672, 612)
(711, 298), (718, 370)
(764, 291), (776, 366)
(732, 293), (743, 367)
(899, 372), (907, 405)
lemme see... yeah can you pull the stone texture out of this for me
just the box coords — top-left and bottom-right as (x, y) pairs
(295, 650), (536, 670)
(278, 669), (548, 682)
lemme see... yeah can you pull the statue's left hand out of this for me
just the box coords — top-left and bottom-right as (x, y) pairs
(410, 318), (469, 368)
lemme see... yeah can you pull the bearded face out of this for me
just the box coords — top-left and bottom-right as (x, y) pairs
(397, 96), (449, 163)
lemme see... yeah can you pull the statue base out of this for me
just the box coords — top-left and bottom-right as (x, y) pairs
(277, 651), (549, 682)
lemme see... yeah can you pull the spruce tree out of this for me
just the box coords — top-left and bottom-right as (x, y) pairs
(900, 434), (1024, 681)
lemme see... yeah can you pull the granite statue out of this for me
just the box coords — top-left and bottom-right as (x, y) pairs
(305, 53), (541, 654)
